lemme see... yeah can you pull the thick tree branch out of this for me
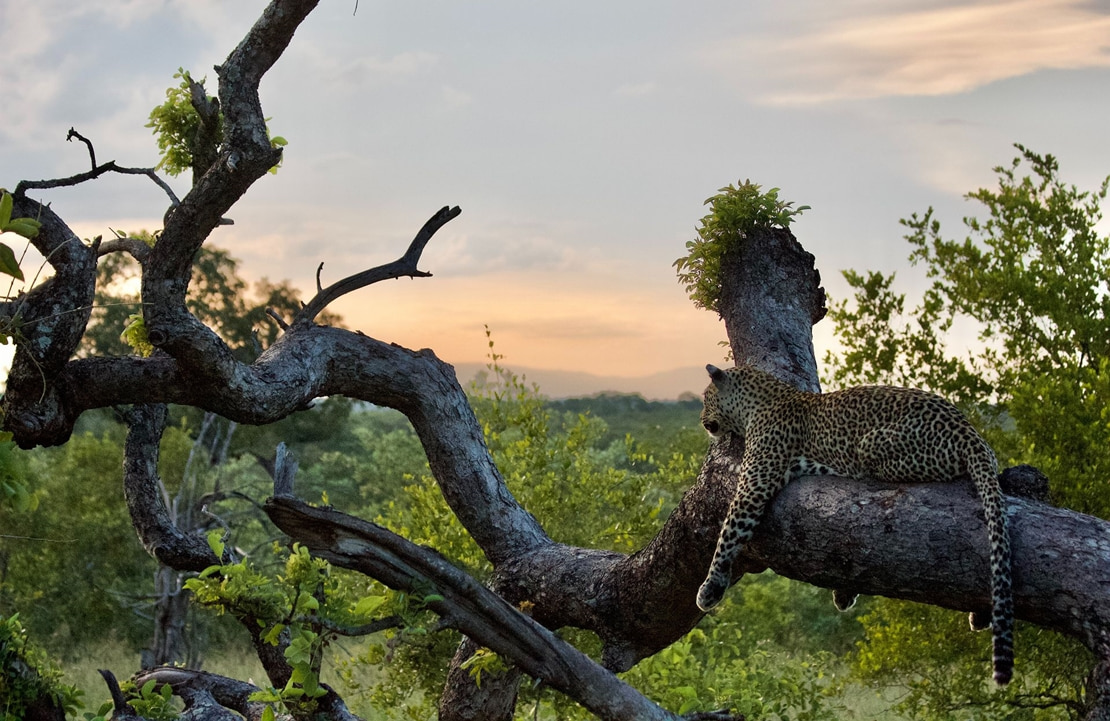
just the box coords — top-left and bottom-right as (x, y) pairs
(264, 495), (740, 721)
(717, 226), (826, 391)
(122, 403), (226, 571)
(295, 205), (461, 325)
(1, 197), (98, 442)
(141, 0), (318, 375)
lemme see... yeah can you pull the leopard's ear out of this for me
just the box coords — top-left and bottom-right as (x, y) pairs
(706, 364), (727, 384)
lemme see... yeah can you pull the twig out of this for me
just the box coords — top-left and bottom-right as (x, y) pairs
(98, 669), (140, 719)
(67, 127), (96, 169)
(294, 205), (461, 325)
(16, 160), (181, 208)
(264, 306), (290, 330)
(297, 613), (404, 637)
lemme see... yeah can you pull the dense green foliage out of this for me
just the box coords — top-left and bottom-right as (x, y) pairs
(674, 180), (809, 312)
(0, 614), (80, 721)
(826, 145), (1108, 718)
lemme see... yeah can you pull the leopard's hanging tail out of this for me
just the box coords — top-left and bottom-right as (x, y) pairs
(967, 437), (1014, 686)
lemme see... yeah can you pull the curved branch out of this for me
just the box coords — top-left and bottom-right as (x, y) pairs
(121, 403), (225, 571)
(2, 197), (98, 440)
(98, 237), (153, 262)
(295, 205), (461, 325)
(67, 127), (96, 168)
(99, 669), (140, 719)
(265, 495), (731, 721)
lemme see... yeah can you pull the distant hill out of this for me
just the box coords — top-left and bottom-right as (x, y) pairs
(451, 362), (707, 401)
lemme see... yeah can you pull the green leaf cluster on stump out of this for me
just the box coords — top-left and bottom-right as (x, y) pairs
(674, 180), (809, 313)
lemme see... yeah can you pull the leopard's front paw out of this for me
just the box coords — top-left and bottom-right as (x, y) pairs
(696, 577), (726, 611)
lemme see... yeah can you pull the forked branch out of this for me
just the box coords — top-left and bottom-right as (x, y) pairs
(15, 129), (181, 210)
(295, 205), (461, 325)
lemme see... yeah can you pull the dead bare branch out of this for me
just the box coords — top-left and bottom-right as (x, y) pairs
(98, 669), (140, 719)
(15, 135), (181, 209)
(295, 205), (461, 325)
(66, 127), (96, 168)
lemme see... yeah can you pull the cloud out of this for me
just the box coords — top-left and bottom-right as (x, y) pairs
(615, 81), (659, 97)
(441, 85), (474, 109)
(431, 232), (585, 276)
(714, 0), (1110, 105)
(301, 49), (440, 89)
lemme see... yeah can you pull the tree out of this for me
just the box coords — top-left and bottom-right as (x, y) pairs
(2, 3), (1109, 720)
(825, 145), (1110, 718)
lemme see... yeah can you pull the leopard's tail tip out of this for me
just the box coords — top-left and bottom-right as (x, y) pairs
(993, 658), (1013, 686)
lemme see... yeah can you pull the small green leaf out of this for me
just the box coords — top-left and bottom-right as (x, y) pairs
(2, 218), (41, 239)
(0, 191), (11, 228)
(0, 243), (24, 281)
(262, 623), (285, 645)
(354, 595), (386, 616)
(206, 529), (225, 558)
(302, 672), (320, 697)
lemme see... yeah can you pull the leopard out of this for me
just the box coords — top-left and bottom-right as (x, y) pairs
(695, 363), (1014, 685)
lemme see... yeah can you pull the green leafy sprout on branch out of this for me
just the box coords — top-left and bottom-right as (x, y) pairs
(674, 180), (809, 313)
(147, 68), (287, 177)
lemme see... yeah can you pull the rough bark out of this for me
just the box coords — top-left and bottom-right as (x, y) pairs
(717, 226), (826, 391)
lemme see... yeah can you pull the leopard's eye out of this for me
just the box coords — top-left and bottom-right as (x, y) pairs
(704, 420), (720, 435)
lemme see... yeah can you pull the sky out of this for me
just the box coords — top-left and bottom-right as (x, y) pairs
(1, 0), (1108, 393)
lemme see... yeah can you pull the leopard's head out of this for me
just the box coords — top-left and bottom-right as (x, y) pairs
(702, 364), (786, 439)
(701, 364), (743, 439)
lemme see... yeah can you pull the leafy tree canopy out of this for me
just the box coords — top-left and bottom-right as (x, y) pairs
(826, 144), (1110, 719)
